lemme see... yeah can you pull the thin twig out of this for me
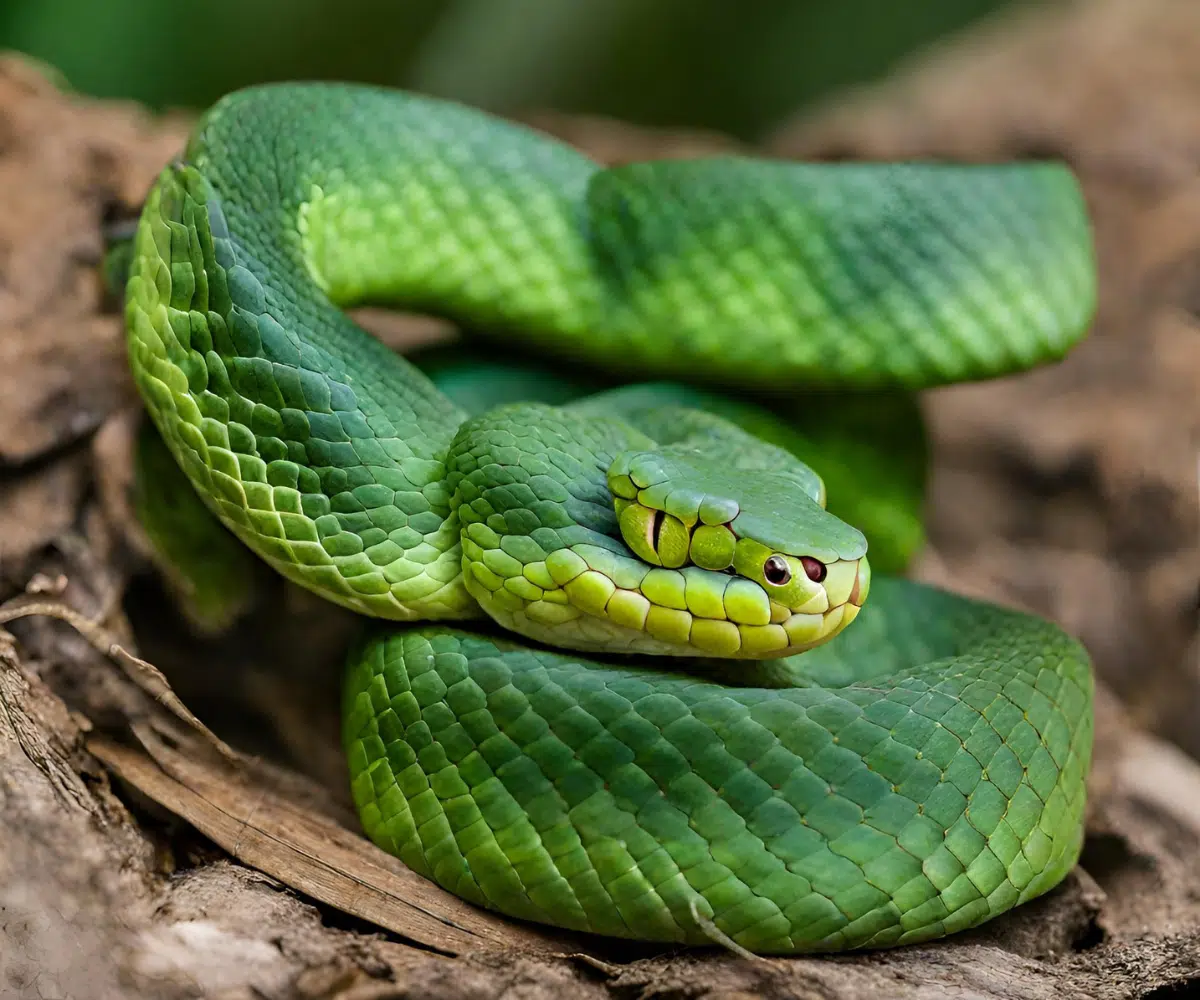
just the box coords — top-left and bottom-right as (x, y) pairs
(0, 597), (241, 765)
(688, 897), (765, 963)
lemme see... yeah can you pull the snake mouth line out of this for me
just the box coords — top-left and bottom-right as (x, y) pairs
(462, 536), (870, 659)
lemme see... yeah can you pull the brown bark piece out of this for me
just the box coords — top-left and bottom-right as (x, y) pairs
(87, 732), (569, 957)
(0, 56), (187, 467)
(0, 633), (151, 1000)
(0, 451), (89, 582)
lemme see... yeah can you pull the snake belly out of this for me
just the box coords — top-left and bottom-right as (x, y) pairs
(123, 82), (1096, 953)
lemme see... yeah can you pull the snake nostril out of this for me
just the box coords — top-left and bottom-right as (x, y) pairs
(800, 556), (826, 583)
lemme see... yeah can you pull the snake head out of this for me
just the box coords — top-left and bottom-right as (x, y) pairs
(453, 407), (869, 661)
(604, 447), (870, 658)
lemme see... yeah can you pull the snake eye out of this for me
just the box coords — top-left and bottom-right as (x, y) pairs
(763, 555), (791, 586)
(800, 556), (827, 583)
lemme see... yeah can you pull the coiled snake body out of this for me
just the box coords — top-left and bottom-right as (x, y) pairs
(124, 83), (1096, 953)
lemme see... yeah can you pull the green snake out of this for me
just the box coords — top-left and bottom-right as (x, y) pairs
(122, 82), (1096, 954)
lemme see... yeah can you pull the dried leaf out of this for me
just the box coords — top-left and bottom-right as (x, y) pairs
(88, 732), (574, 958)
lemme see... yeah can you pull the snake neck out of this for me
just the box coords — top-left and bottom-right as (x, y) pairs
(124, 84), (604, 624)
(126, 157), (481, 621)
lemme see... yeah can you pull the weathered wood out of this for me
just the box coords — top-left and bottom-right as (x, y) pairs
(88, 732), (570, 957)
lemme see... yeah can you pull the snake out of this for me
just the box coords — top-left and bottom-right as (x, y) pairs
(121, 82), (1096, 954)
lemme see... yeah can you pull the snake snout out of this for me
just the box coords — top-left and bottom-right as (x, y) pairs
(826, 554), (871, 636)
(775, 553), (870, 654)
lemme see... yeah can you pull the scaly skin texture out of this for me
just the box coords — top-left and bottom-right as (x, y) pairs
(123, 82), (1097, 953)
(345, 578), (1091, 952)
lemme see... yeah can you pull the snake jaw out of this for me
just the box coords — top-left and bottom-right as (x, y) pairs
(820, 558), (859, 608)
(777, 554), (870, 653)
(462, 536), (869, 659)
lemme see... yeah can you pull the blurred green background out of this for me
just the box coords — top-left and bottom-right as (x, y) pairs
(1, 0), (1014, 139)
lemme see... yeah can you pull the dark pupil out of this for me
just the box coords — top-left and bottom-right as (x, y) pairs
(764, 556), (790, 585)
(801, 556), (827, 583)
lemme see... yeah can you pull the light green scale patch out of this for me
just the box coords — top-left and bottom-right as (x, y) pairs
(125, 161), (477, 624)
